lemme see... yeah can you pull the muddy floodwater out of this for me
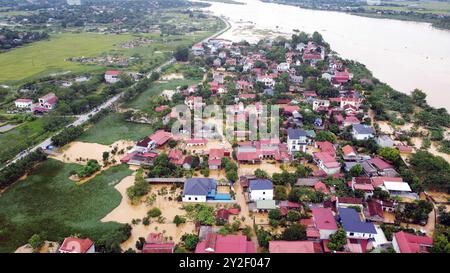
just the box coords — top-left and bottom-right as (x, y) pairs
(202, 0), (450, 110)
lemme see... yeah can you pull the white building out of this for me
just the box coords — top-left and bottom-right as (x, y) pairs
(287, 128), (308, 153)
(14, 98), (33, 109)
(182, 178), (217, 203)
(352, 124), (375, 140)
(257, 75), (275, 88)
(104, 70), (121, 84)
(248, 179), (273, 201)
(312, 99), (330, 111)
(339, 208), (377, 240)
(277, 62), (290, 72)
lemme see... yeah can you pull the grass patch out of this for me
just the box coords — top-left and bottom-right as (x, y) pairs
(126, 79), (198, 110)
(0, 159), (132, 252)
(0, 32), (134, 84)
(78, 112), (155, 145)
(0, 117), (72, 166)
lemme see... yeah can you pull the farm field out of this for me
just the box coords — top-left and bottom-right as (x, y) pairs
(0, 32), (134, 84)
(126, 78), (198, 110)
(363, 1), (450, 15)
(0, 117), (73, 166)
(0, 159), (132, 253)
(78, 112), (155, 145)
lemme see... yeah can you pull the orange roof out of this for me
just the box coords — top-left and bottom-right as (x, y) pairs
(371, 176), (403, 188)
(342, 145), (356, 156)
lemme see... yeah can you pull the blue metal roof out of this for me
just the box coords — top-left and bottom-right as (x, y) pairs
(353, 124), (374, 135)
(249, 179), (273, 190)
(183, 178), (216, 196)
(338, 207), (377, 234)
(287, 128), (307, 139)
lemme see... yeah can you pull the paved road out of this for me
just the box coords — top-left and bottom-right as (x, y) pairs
(2, 19), (231, 169)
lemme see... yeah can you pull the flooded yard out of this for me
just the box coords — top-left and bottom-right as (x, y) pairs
(101, 177), (195, 251)
(52, 140), (134, 166)
(238, 162), (293, 176)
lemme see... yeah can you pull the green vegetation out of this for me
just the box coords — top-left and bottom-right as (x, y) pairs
(173, 215), (186, 227)
(0, 115), (72, 165)
(0, 33), (134, 84)
(147, 153), (184, 178)
(51, 125), (84, 147)
(315, 130), (337, 143)
(27, 234), (44, 253)
(147, 208), (162, 218)
(327, 229), (347, 251)
(180, 233), (199, 251)
(76, 159), (101, 178)
(221, 157), (239, 182)
(397, 200), (433, 225)
(78, 112), (154, 145)
(126, 168), (149, 202)
(432, 225), (450, 253)
(363, 1), (450, 15)
(0, 159), (132, 252)
(125, 79), (197, 111)
(0, 148), (47, 189)
(288, 186), (325, 203)
(281, 223), (307, 241)
(410, 151), (450, 192)
(254, 168), (270, 179)
(184, 204), (215, 226)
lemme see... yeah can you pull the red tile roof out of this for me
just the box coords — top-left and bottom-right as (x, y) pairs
(208, 148), (225, 166)
(105, 70), (120, 76)
(371, 176), (403, 188)
(314, 181), (330, 193)
(316, 141), (336, 156)
(353, 183), (374, 191)
(155, 105), (169, 112)
(342, 145), (356, 156)
(150, 130), (172, 146)
(312, 208), (338, 231)
(367, 200), (384, 218)
(186, 138), (208, 145)
(168, 149), (184, 165)
(142, 233), (174, 253)
(269, 241), (322, 253)
(338, 197), (363, 205)
(59, 237), (94, 253)
(216, 209), (230, 222)
(396, 145), (413, 153)
(195, 234), (256, 253)
(227, 208), (240, 215)
(394, 231), (433, 253)
(236, 152), (259, 161)
(15, 98), (33, 103)
(370, 157), (394, 170)
(314, 152), (340, 168)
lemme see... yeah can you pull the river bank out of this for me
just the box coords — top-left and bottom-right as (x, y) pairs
(202, 0), (450, 110)
(260, 0), (450, 30)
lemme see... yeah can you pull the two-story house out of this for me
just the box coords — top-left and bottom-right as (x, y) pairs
(287, 128), (308, 153)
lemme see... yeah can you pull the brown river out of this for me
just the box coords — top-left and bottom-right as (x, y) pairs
(201, 0), (450, 110)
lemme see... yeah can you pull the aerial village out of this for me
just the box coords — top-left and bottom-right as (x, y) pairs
(10, 33), (446, 254)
